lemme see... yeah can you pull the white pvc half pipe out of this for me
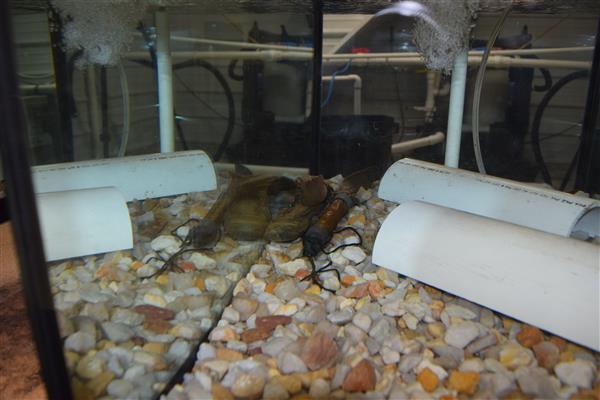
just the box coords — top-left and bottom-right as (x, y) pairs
(378, 158), (600, 239)
(32, 150), (216, 201)
(37, 188), (133, 261)
(373, 201), (600, 351)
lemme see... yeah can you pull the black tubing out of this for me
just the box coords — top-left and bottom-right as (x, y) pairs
(228, 59), (244, 81)
(173, 60), (236, 162)
(534, 67), (553, 92)
(530, 70), (588, 186)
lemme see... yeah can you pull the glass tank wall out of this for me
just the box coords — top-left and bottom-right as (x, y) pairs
(2, 1), (599, 399)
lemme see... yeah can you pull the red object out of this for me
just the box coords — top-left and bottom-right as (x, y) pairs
(352, 47), (370, 54)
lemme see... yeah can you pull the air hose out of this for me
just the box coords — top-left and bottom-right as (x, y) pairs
(471, 6), (512, 174)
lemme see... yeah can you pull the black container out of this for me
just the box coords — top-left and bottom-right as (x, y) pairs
(319, 115), (397, 178)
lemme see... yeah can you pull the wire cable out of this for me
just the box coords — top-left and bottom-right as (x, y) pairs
(117, 62), (131, 157)
(321, 59), (352, 108)
(471, 5), (512, 174)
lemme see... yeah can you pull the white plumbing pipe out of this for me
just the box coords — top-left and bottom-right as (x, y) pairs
(37, 187), (133, 261)
(124, 51), (592, 70)
(169, 35), (313, 52)
(155, 9), (175, 153)
(444, 49), (468, 168)
(390, 131), (445, 156)
(378, 158), (600, 239)
(322, 74), (362, 115)
(414, 70), (439, 122)
(32, 150), (216, 201)
(372, 201), (600, 351)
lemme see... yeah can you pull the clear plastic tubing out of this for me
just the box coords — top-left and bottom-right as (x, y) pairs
(472, 6), (512, 174)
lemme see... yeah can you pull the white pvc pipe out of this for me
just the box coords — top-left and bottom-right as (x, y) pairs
(32, 150), (216, 201)
(322, 74), (362, 115)
(378, 158), (600, 239)
(372, 201), (600, 351)
(390, 131), (445, 156)
(169, 35), (313, 53)
(444, 49), (468, 168)
(214, 162), (309, 177)
(155, 9), (175, 153)
(123, 51), (592, 70)
(37, 188), (133, 261)
(414, 70), (439, 122)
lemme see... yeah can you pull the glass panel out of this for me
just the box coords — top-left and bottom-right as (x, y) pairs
(9, 1), (316, 398)
(6, 1), (600, 399)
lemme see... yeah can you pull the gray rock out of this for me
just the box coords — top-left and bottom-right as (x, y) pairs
(480, 372), (516, 398)
(107, 379), (134, 398)
(399, 354), (422, 373)
(381, 299), (406, 317)
(309, 378), (330, 398)
(80, 302), (109, 321)
(369, 317), (393, 341)
(197, 343), (216, 361)
(459, 358), (485, 373)
(168, 340), (192, 361)
(111, 308), (144, 326)
(466, 333), (497, 354)
(263, 382), (289, 400)
(64, 331), (96, 353)
(444, 304), (478, 320)
(304, 305), (326, 323)
(327, 307), (354, 325)
(382, 348), (401, 364)
(431, 345), (464, 365)
(277, 352), (308, 374)
(273, 279), (301, 301)
(101, 322), (134, 343)
(352, 312), (372, 332)
(554, 360), (595, 389)
(79, 283), (111, 303)
(344, 324), (367, 345)
(331, 364), (351, 389)
(515, 367), (557, 398)
(123, 364), (146, 380)
(366, 337), (382, 355)
(444, 322), (480, 349)
(262, 337), (294, 357)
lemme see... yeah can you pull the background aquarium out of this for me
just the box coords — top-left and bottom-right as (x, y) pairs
(1, 0), (599, 399)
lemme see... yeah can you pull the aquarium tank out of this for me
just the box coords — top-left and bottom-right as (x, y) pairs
(1, 0), (599, 399)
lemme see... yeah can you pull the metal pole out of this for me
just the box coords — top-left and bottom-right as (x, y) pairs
(155, 8), (175, 152)
(0, 3), (72, 399)
(575, 16), (600, 195)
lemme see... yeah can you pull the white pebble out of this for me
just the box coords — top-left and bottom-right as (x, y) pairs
(342, 247), (367, 264)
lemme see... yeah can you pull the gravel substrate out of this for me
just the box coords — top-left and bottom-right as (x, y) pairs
(49, 173), (265, 399)
(165, 180), (600, 400)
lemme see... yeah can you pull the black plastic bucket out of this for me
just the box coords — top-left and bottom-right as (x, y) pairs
(319, 115), (396, 178)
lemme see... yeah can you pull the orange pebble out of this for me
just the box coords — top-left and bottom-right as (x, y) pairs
(265, 282), (276, 294)
(295, 269), (311, 279)
(449, 371), (480, 395)
(368, 281), (385, 299)
(341, 275), (357, 286)
(417, 367), (439, 392)
(517, 325), (544, 348)
(180, 261), (195, 271)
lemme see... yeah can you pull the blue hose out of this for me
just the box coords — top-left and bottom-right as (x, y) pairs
(321, 60), (352, 108)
